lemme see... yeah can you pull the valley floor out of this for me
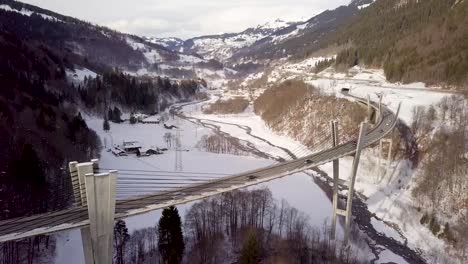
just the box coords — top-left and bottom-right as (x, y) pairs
(53, 66), (459, 263)
(54, 103), (341, 263)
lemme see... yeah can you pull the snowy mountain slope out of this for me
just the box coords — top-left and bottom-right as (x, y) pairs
(144, 36), (184, 51)
(0, 3), (62, 21)
(229, 0), (376, 65)
(0, 0), (231, 80)
(135, 0), (379, 75)
(147, 0), (375, 68)
(158, 19), (299, 63)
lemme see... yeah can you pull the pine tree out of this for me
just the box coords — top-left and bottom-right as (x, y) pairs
(129, 113), (137, 125)
(114, 220), (130, 264)
(158, 206), (184, 264)
(108, 108), (114, 122)
(239, 232), (260, 264)
(113, 107), (122, 123)
(103, 118), (110, 132)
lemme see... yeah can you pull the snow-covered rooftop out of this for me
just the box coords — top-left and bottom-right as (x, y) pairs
(122, 141), (142, 149)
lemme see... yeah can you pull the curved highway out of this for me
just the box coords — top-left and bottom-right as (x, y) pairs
(0, 94), (398, 242)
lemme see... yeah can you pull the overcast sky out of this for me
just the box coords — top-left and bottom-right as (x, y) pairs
(22, 0), (350, 39)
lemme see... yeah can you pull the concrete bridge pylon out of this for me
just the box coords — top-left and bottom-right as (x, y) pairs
(69, 160), (117, 264)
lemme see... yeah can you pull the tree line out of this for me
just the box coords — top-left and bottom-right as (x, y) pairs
(196, 134), (249, 156)
(332, 0), (468, 92)
(110, 189), (365, 264)
(78, 69), (201, 115)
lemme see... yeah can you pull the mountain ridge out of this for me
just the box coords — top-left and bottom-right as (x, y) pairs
(146, 0), (375, 68)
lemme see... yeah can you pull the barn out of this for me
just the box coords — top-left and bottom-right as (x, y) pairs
(122, 141), (142, 153)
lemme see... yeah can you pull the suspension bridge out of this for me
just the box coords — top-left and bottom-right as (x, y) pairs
(0, 93), (400, 263)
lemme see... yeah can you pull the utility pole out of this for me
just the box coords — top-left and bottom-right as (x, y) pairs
(174, 118), (183, 172)
(330, 120), (340, 239)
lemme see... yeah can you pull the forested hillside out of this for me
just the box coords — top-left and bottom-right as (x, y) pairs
(78, 69), (202, 114)
(0, 0), (221, 78)
(254, 80), (366, 149)
(333, 0), (468, 90)
(0, 30), (101, 221)
(229, 0), (373, 65)
(0, 0), (147, 71)
(410, 96), (468, 255)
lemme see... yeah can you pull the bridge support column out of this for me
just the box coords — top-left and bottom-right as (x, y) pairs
(71, 160), (117, 264)
(330, 121), (340, 240)
(378, 138), (393, 182)
(367, 95), (371, 122)
(344, 122), (368, 243)
(70, 162), (94, 264)
(376, 95), (383, 123)
(85, 168), (117, 264)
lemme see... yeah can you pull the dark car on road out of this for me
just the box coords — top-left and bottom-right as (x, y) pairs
(248, 175), (258, 180)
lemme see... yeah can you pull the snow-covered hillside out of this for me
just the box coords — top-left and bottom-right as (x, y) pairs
(174, 19), (299, 62)
(0, 3), (62, 21)
(144, 36), (184, 51)
(0, 1), (237, 82)
(143, 0), (377, 67)
(237, 54), (467, 263)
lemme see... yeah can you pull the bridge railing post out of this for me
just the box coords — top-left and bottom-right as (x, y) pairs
(330, 121), (340, 240)
(344, 121), (368, 243)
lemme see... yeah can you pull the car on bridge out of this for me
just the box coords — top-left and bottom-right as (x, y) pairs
(248, 175), (258, 180)
(304, 159), (314, 164)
